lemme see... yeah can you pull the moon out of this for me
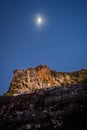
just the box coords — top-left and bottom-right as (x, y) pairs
(37, 17), (42, 24)
(36, 16), (44, 26)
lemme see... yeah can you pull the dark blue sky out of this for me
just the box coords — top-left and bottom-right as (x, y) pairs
(0, 0), (87, 94)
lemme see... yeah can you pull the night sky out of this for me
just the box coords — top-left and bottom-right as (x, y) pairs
(0, 0), (87, 95)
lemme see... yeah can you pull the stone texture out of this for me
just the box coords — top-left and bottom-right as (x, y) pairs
(0, 82), (87, 130)
(5, 65), (87, 96)
(1, 65), (87, 129)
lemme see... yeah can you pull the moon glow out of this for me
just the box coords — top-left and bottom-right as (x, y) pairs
(36, 16), (43, 26)
(37, 17), (42, 24)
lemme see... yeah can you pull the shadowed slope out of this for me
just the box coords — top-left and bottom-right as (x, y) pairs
(0, 82), (87, 130)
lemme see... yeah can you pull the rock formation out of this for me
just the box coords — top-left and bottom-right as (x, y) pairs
(5, 65), (87, 96)
(0, 82), (87, 130)
(0, 65), (87, 130)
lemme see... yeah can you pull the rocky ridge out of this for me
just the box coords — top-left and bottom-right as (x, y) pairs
(0, 65), (87, 130)
(5, 65), (87, 96)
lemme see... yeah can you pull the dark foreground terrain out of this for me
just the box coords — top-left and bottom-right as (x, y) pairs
(0, 82), (87, 130)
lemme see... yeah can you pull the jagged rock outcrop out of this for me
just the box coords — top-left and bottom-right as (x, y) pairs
(0, 82), (87, 130)
(1, 65), (87, 129)
(5, 65), (87, 96)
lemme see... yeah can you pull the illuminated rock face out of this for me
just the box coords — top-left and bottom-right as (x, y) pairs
(5, 65), (87, 95)
(1, 65), (87, 129)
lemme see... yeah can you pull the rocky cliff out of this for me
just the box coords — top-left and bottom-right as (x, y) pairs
(1, 65), (87, 130)
(0, 82), (87, 130)
(5, 64), (87, 96)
